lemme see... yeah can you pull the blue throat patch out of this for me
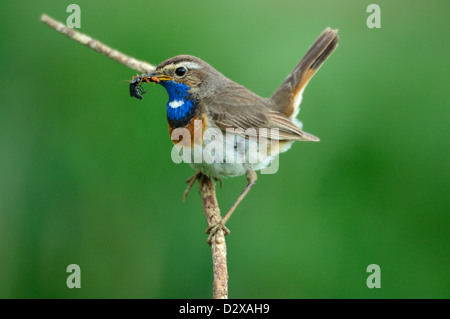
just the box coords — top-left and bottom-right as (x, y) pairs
(160, 81), (197, 128)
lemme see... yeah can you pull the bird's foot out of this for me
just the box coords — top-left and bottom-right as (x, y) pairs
(182, 171), (202, 202)
(183, 172), (223, 202)
(206, 220), (230, 245)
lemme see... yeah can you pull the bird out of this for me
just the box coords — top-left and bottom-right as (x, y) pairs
(130, 28), (339, 241)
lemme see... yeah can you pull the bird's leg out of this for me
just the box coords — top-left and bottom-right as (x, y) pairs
(182, 171), (202, 202)
(206, 168), (257, 243)
(222, 168), (257, 225)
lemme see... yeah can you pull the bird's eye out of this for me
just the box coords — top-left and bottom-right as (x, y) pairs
(175, 67), (187, 77)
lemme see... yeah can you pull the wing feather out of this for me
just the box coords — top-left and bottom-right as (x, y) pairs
(204, 83), (319, 141)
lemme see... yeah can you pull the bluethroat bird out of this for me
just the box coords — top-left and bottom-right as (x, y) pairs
(130, 28), (338, 241)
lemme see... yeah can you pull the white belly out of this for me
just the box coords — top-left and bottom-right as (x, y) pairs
(187, 132), (292, 178)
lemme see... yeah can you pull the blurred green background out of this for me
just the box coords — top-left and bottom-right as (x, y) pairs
(0, 0), (448, 299)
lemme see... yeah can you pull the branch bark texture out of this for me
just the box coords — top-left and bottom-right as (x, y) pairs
(199, 176), (229, 299)
(40, 14), (155, 73)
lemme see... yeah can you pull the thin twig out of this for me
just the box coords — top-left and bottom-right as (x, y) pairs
(199, 175), (228, 299)
(40, 14), (155, 73)
(41, 13), (228, 299)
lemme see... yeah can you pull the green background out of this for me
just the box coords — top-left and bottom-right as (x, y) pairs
(0, 0), (448, 298)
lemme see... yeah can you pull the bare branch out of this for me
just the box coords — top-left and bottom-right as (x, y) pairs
(199, 175), (229, 299)
(40, 14), (155, 73)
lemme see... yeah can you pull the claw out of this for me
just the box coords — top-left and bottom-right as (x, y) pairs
(213, 177), (223, 189)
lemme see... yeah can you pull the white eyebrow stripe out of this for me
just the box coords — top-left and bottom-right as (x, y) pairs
(183, 62), (201, 69)
(169, 100), (184, 108)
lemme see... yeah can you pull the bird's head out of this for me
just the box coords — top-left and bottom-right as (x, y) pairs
(142, 55), (225, 101)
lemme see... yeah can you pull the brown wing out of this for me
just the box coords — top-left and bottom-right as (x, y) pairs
(204, 83), (319, 141)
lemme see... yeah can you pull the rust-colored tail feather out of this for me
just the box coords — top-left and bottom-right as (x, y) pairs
(271, 28), (339, 117)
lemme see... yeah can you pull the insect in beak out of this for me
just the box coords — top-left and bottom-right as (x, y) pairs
(129, 73), (161, 100)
